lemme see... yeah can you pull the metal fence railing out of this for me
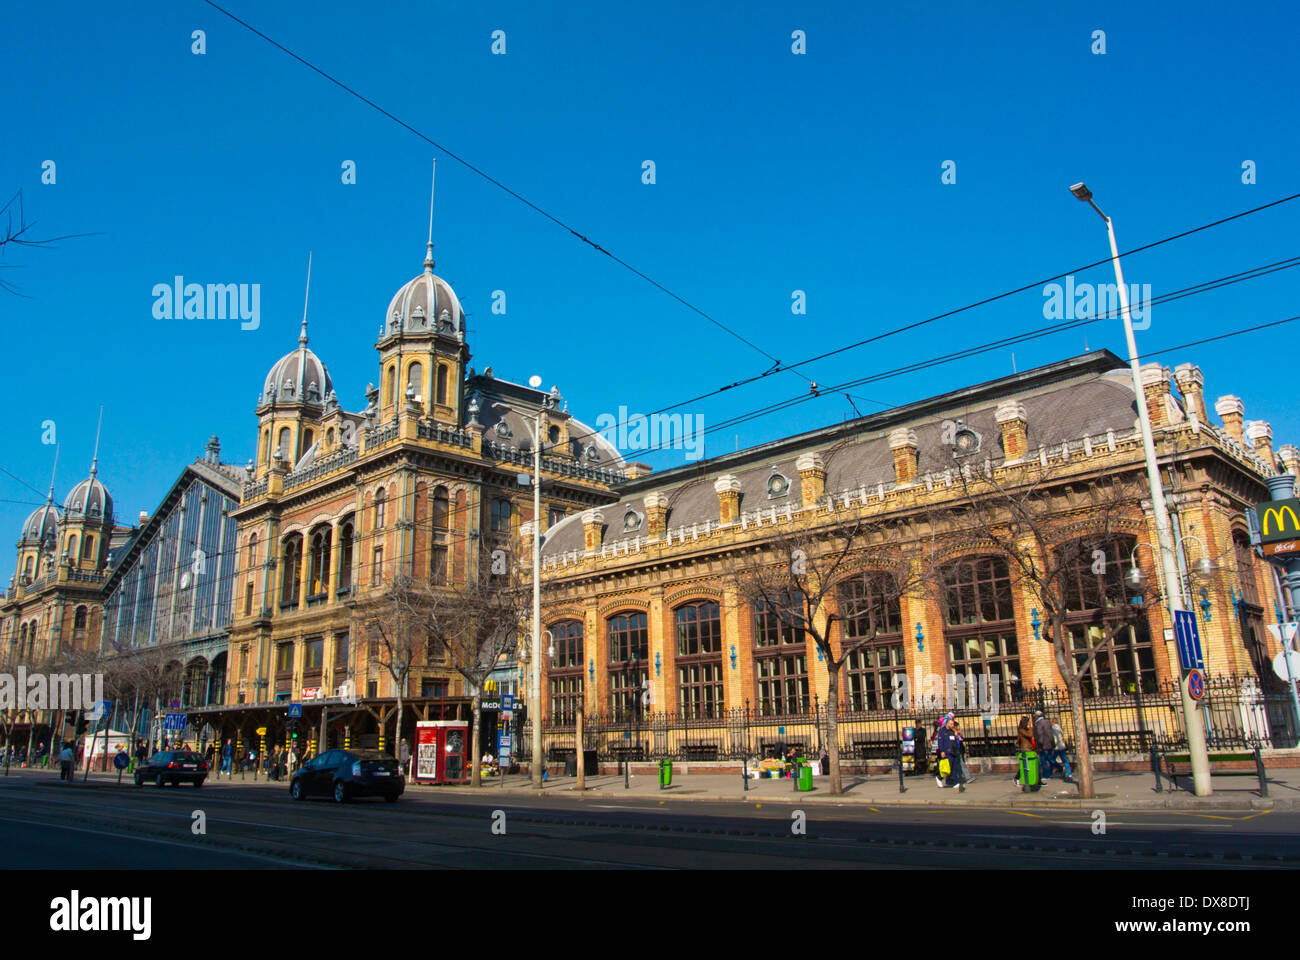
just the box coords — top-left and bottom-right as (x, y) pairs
(513, 675), (1298, 763)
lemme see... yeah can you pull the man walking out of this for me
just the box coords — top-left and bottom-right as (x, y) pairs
(58, 742), (74, 782)
(1034, 711), (1055, 781)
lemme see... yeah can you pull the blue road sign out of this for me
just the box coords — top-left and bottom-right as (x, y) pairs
(113, 751), (129, 771)
(1173, 609), (1205, 672)
(287, 703), (302, 718)
(163, 713), (187, 731)
(497, 733), (512, 764)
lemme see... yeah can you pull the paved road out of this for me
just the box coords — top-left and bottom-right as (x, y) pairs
(0, 774), (1295, 869)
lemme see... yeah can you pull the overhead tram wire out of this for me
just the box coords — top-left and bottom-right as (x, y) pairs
(103, 255), (1300, 605)
(200, 0), (802, 384)
(201, 1), (1300, 429)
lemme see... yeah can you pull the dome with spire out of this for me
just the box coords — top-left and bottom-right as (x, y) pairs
(19, 503), (59, 545)
(63, 473), (112, 522)
(261, 320), (334, 407)
(382, 240), (465, 341)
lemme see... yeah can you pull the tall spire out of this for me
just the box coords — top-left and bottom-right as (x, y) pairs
(424, 158), (436, 275)
(89, 406), (103, 478)
(299, 250), (313, 346)
(37, 444), (58, 555)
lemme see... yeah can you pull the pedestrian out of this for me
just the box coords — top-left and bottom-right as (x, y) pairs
(1015, 715), (1037, 788)
(819, 747), (829, 777)
(1050, 721), (1073, 781)
(1034, 711), (1055, 781)
(221, 739), (232, 777)
(935, 714), (957, 788)
(58, 741), (74, 782)
(398, 739), (411, 777)
(951, 719), (974, 788)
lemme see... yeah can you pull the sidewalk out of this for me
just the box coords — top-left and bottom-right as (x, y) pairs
(430, 768), (1295, 810)
(11, 765), (1293, 810)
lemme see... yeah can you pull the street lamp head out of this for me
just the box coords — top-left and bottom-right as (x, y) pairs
(1069, 182), (1093, 202)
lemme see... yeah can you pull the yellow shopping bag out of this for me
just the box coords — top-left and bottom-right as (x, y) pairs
(938, 758), (951, 778)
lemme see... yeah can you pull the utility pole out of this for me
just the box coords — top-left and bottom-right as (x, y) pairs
(1070, 183), (1212, 795)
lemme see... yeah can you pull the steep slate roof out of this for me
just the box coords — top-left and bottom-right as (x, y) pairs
(541, 351), (1143, 558)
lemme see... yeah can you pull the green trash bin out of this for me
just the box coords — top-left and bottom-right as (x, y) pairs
(659, 758), (672, 788)
(797, 762), (814, 792)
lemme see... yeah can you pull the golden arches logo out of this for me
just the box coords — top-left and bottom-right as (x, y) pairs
(1262, 504), (1300, 537)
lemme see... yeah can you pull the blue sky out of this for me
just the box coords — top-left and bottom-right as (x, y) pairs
(2, 0), (1298, 586)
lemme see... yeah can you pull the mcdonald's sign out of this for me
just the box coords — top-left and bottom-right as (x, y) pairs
(1256, 498), (1300, 557)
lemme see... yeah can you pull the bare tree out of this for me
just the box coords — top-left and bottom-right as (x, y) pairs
(0, 189), (98, 296)
(734, 515), (923, 796)
(940, 462), (1163, 798)
(362, 575), (421, 760)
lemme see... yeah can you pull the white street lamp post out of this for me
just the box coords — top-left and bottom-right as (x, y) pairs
(1070, 183), (1212, 796)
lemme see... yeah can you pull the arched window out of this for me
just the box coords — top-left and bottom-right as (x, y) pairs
(549, 425), (561, 445)
(675, 600), (722, 719)
(74, 606), (88, 630)
(277, 427), (291, 459)
(837, 573), (904, 711)
(326, 427), (335, 447)
(67, 535), (78, 560)
(385, 365), (396, 405)
(407, 362), (423, 402)
(309, 527), (331, 598)
(22, 556), (33, 580)
(82, 535), (94, 561)
(260, 429), (269, 464)
(247, 533), (258, 571)
(607, 611), (648, 722)
(436, 365), (448, 406)
(548, 620), (584, 723)
(281, 535), (303, 607)
(432, 486), (449, 529)
(374, 489), (387, 529)
(303, 428), (315, 452)
(941, 556), (1021, 697)
(337, 519), (355, 593)
(1053, 536), (1155, 696)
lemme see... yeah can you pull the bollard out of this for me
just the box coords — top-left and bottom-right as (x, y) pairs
(897, 745), (906, 794)
(1254, 744), (1268, 798)
(1151, 743), (1162, 793)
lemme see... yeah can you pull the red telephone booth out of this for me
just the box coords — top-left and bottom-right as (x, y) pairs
(414, 720), (469, 784)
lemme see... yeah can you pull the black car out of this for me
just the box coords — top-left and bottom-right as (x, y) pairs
(134, 750), (208, 787)
(289, 749), (403, 803)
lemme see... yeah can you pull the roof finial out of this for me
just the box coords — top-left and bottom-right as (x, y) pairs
(424, 158), (436, 274)
(89, 406), (103, 478)
(299, 251), (313, 345)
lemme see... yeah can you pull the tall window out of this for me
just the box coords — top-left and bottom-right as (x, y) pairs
(942, 557), (1021, 697)
(281, 536), (303, 607)
(1234, 533), (1273, 688)
(304, 638), (324, 671)
(276, 642), (294, 674)
(372, 546), (384, 585)
(432, 486), (449, 529)
(385, 365), (396, 405)
(754, 596), (808, 715)
(82, 535), (94, 561)
(607, 612), (648, 721)
(277, 427), (291, 459)
(334, 632), (350, 669)
(436, 365), (448, 406)
(838, 573), (904, 711)
(675, 600), (723, 719)
(309, 528), (331, 597)
(244, 583), (254, 616)
(337, 520), (354, 592)
(490, 498), (512, 533)
(407, 361), (423, 402)
(431, 545), (448, 584)
(549, 620), (584, 722)
(374, 489), (387, 529)
(74, 606), (88, 630)
(246, 534), (258, 572)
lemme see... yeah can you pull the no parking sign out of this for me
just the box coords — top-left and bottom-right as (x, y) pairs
(1187, 669), (1205, 701)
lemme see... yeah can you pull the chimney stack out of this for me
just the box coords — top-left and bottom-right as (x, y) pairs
(582, 510), (605, 555)
(1246, 421), (1275, 467)
(1214, 395), (1245, 442)
(995, 401), (1029, 461)
(1173, 364), (1208, 423)
(1277, 445), (1300, 478)
(889, 429), (919, 485)
(713, 475), (742, 523)
(643, 492), (668, 538)
(795, 454), (826, 507)
(1140, 364), (1173, 428)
